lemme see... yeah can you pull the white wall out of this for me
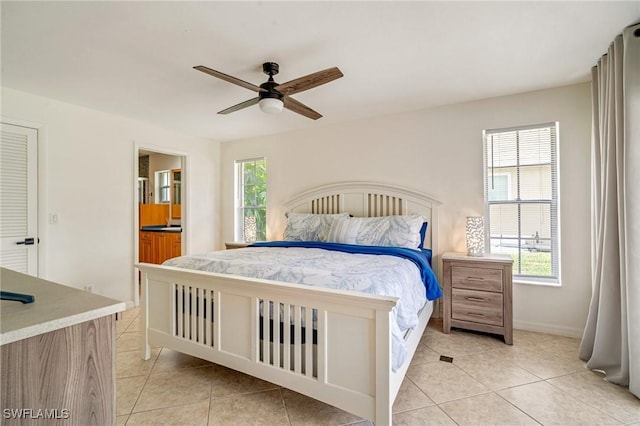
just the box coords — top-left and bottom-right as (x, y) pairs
(220, 83), (592, 337)
(1, 87), (220, 304)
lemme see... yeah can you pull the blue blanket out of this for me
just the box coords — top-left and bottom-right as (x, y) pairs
(249, 241), (442, 301)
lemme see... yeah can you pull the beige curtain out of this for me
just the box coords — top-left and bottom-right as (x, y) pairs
(579, 23), (640, 398)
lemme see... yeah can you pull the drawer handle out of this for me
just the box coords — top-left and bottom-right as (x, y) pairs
(466, 296), (486, 302)
(466, 277), (485, 282)
(467, 312), (485, 317)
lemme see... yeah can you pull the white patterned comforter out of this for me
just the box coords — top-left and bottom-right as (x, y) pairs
(163, 246), (428, 369)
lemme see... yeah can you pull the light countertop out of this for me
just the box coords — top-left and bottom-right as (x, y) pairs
(1, 268), (126, 345)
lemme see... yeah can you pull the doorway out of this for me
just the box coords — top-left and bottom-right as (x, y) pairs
(133, 145), (187, 306)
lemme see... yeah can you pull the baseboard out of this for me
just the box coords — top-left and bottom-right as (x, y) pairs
(514, 319), (584, 338)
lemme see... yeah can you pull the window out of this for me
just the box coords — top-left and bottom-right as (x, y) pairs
(235, 158), (267, 242)
(483, 123), (559, 284)
(155, 170), (171, 204)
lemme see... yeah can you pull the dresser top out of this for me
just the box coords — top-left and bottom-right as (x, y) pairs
(1, 268), (126, 345)
(442, 252), (513, 264)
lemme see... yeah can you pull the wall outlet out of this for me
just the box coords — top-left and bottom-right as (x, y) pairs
(84, 285), (93, 293)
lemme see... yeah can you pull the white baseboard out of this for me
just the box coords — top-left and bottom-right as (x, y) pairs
(514, 320), (584, 338)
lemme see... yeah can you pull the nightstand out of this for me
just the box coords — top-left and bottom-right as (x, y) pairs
(442, 252), (513, 344)
(224, 241), (249, 249)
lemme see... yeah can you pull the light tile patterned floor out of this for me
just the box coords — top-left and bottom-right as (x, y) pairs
(115, 308), (640, 425)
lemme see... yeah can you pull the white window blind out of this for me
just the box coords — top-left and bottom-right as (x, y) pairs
(483, 123), (559, 284)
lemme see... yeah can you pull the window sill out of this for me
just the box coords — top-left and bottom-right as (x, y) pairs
(514, 277), (561, 287)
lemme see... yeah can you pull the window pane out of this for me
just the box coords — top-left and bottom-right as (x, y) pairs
(244, 163), (256, 185)
(520, 164), (552, 200)
(244, 208), (267, 241)
(520, 251), (552, 276)
(160, 187), (170, 203)
(244, 185), (257, 206)
(521, 203), (551, 240)
(159, 171), (170, 187)
(488, 132), (517, 168)
(519, 127), (552, 166)
(487, 175), (509, 201)
(489, 204), (518, 237)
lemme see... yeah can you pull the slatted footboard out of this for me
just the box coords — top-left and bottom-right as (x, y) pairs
(138, 263), (400, 424)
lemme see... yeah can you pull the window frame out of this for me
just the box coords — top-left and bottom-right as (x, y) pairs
(234, 157), (267, 242)
(483, 122), (560, 286)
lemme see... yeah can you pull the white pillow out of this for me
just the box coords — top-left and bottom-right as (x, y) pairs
(283, 212), (350, 242)
(354, 214), (424, 249)
(326, 217), (362, 244)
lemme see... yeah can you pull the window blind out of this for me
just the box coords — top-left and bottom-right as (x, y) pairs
(483, 122), (559, 283)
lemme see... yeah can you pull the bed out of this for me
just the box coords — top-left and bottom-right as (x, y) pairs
(137, 181), (442, 425)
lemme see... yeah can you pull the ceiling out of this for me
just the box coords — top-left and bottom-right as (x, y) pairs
(2, 1), (638, 143)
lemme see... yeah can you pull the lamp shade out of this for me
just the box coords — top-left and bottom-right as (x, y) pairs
(466, 216), (485, 257)
(244, 216), (257, 243)
(258, 98), (284, 114)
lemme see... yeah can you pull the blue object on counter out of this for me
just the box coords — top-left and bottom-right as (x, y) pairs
(0, 290), (35, 304)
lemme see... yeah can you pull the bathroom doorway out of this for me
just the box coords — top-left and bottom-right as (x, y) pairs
(133, 145), (187, 306)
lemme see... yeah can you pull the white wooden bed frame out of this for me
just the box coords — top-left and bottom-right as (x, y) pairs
(137, 182), (441, 425)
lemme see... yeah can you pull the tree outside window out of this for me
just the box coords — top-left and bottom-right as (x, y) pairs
(236, 158), (267, 242)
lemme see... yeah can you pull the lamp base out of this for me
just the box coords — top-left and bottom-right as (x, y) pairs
(467, 251), (485, 257)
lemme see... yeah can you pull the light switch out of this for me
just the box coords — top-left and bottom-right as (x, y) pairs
(50, 213), (59, 224)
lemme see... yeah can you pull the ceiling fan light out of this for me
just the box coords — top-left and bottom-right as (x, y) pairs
(259, 98), (284, 114)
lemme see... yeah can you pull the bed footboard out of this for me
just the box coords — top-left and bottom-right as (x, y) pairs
(137, 263), (398, 424)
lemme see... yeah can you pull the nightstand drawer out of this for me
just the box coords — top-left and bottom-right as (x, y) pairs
(452, 266), (503, 292)
(451, 288), (503, 326)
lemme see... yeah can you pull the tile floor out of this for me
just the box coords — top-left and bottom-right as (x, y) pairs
(115, 308), (640, 425)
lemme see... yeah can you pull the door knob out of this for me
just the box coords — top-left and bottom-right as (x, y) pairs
(16, 237), (35, 245)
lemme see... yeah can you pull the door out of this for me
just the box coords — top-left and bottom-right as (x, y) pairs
(0, 123), (38, 275)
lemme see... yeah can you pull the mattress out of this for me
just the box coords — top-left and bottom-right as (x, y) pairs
(164, 242), (441, 369)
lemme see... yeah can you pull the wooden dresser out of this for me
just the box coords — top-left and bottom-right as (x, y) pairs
(442, 252), (513, 344)
(1, 268), (125, 425)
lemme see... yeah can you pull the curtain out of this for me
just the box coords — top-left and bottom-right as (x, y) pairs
(579, 23), (640, 398)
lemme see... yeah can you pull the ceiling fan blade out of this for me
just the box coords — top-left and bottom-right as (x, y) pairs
(218, 97), (260, 115)
(194, 66), (266, 93)
(283, 96), (322, 120)
(275, 67), (343, 96)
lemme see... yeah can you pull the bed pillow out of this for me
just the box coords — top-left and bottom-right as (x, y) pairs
(326, 216), (362, 244)
(354, 214), (425, 249)
(418, 221), (429, 249)
(283, 212), (350, 242)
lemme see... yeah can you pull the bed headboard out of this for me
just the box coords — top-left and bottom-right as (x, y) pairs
(283, 181), (441, 267)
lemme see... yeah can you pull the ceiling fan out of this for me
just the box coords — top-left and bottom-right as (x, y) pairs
(194, 62), (343, 120)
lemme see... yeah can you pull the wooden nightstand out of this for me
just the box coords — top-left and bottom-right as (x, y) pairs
(225, 241), (249, 249)
(442, 252), (513, 344)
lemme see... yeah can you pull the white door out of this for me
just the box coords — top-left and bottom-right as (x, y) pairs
(0, 123), (38, 275)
